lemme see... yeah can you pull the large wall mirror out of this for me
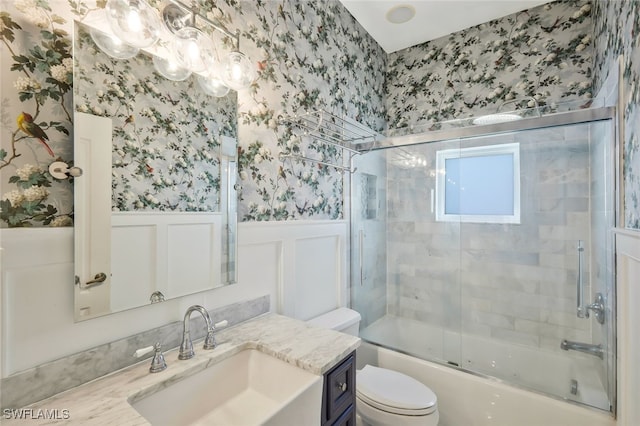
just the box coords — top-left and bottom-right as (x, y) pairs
(72, 20), (238, 321)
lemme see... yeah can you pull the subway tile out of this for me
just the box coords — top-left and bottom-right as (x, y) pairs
(490, 302), (540, 322)
(537, 197), (589, 213)
(490, 328), (540, 347)
(467, 310), (515, 330)
(539, 309), (591, 330)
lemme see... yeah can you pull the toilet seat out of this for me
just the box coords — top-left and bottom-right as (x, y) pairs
(356, 365), (437, 416)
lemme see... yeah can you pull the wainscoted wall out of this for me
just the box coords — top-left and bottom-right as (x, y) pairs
(592, 0), (640, 230)
(1, 295), (269, 410)
(0, 220), (347, 376)
(2, 0), (639, 415)
(110, 212), (224, 313)
(615, 229), (640, 426)
(385, 0), (594, 132)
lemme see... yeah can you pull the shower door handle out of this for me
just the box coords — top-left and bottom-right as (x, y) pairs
(359, 230), (364, 287)
(576, 240), (586, 318)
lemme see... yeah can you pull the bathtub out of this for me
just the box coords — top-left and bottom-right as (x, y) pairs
(359, 316), (614, 426)
(357, 342), (614, 426)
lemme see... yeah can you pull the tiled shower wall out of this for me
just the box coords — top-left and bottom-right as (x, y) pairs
(385, 124), (596, 352)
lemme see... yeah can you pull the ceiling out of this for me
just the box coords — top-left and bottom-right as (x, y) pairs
(339, 0), (551, 53)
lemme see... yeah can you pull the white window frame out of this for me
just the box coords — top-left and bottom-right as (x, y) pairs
(435, 142), (520, 224)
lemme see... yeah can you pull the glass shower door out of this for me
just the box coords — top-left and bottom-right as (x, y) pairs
(353, 139), (464, 366)
(455, 120), (615, 411)
(350, 111), (616, 413)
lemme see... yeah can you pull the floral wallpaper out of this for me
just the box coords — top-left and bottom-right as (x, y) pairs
(385, 0), (594, 132)
(592, 0), (640, 230)
(214, 0), (387, 221)
(0, 0), (387, 226)
(3, 0), (639, 227)
(0, 0), (75, 227)
(74, 23), (236, 212)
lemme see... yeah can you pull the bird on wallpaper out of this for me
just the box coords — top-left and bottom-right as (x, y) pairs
(278, 165), (287, 180)
(17, 112), (54, 157)
(124, 115), (135, 127)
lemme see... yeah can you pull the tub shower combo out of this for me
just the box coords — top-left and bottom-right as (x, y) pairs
(350, 103), (617, 417)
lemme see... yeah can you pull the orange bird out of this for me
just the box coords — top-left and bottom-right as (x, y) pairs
(17, 112), (54, 157)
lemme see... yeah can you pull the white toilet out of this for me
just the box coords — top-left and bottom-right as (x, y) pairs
(307, 308), (439, 426)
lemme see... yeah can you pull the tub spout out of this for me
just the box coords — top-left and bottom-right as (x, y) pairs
(560, 339), (604, 359)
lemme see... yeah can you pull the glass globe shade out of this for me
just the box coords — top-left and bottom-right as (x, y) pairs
(197, 73), (230, 97)
(173, 27), (215, 73)
(152, 54), (192, 81)
(219, 51), (256, 91)
(105, 0), (161, 48)
(90, 27), (139, 60)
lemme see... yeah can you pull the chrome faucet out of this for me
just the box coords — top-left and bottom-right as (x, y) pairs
(560, 339), (604, 359)
(178, 305), (217, 360)
(133, 342), (167, 373)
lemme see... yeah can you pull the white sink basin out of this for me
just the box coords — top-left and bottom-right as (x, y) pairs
(130, 349), (323, 426)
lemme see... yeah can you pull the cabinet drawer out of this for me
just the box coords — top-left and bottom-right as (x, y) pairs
(325, 353), (355, 422)
(332, 403), (354, 426)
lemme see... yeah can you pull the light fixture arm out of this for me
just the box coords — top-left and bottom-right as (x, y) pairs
(164, 0), (241, 50)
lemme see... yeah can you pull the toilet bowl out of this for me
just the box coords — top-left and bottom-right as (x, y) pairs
(307, 308), (439, 426)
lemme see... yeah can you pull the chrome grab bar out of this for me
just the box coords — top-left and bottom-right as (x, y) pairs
(575, 239), (606, 325)
(576, 240), (586, 318)
(359, 229), (364, 287)
(561, 339), (604, 359)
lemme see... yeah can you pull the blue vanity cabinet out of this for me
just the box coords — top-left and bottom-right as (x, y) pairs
(322, 351), (356, 425)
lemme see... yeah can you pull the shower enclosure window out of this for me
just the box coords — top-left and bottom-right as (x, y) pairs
(351, 107), (616, 413)
(436, 143), (520, 223)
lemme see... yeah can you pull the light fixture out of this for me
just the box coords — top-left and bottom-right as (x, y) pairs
(386, 5), (416, 24)
(471, 97), (541, 125)
(172, 26), (215, 73)
(197, 73), (230, 97)
(472, 113), (523, 126)
(152, 52), (191, 81)
(90, 27), (140, 59)
(105, 0), (161, 48)
(219, 51), (256, 91)
(95, 0), (256, 93)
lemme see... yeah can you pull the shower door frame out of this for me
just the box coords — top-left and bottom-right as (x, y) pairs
(358, 107), (616, 151)
(350, 105), (619, 414)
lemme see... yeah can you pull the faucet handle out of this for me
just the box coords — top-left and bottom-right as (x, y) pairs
(203, 320), (229, 350)
(134, 342), (167, 373)
(214, 320), (229, 329)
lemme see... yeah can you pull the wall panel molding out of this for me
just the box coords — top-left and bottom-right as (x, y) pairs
(615, 227), (640, 425)
(1, 220), (348, 377)
(239, 220), (348, 319)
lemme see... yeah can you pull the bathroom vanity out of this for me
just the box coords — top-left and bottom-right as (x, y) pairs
(3, 314), (359, 425)
(322, 351), (356, 425)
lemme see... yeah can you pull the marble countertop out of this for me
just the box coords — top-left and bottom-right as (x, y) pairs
(5, 314), (360, 425)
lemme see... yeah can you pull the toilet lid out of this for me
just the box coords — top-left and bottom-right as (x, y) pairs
(356, 365), (437, 416)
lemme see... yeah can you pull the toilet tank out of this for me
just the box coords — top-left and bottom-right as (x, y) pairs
(306, 308), (361, 336)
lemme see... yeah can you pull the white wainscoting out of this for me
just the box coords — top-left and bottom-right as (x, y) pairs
(239, 220), (348, 321)
(1, 220), (348, 376)
(615, 228), (640, 426)
(110, 212), (223, 313)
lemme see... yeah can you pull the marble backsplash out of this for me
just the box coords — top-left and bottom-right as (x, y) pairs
(0, 295), (269, 411)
